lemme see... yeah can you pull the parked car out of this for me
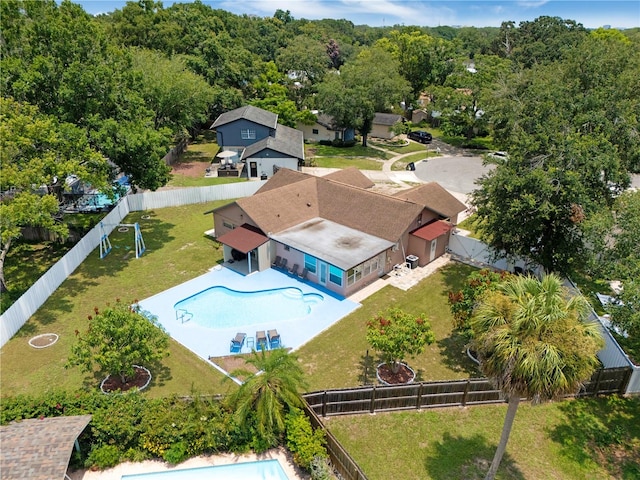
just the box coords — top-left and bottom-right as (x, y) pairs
(407, 130), (433, 144)
(488, 151), (508, 160)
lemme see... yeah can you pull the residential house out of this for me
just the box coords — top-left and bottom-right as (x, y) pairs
(370, 113), (404, 139)
(211, 105), (305, 179)
(297, 113), (355, 143)
(210, 168), (466, 297)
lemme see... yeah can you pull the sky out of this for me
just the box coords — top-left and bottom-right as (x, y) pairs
(75, 0), (640, 29)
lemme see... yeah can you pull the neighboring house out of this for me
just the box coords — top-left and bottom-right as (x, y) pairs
(210, 168), (466, 297)
(370, 113), (404, 139)
(211, 105), (305, 179)
(297, 113), (355, 143)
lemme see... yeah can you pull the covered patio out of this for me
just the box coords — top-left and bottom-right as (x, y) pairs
(216, 223), (270, 275)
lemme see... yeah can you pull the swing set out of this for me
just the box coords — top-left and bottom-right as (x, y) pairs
(99, 222), (146, 259)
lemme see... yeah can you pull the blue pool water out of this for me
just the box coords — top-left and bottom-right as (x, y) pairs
(174, 286), (324, 329)
(121, 459), (290, 479)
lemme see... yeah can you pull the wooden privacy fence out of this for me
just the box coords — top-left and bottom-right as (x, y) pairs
(303, 367), (632, 418)
(303, 404), (369, 480)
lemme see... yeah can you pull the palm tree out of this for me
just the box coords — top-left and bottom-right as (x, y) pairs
(471, 273), (603, 480)
(227, 348), (308, 446)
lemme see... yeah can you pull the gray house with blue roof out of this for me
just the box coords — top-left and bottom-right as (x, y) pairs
(211, 105), (305, 179)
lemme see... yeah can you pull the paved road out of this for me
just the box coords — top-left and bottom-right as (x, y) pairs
(413, 155), (493, 196)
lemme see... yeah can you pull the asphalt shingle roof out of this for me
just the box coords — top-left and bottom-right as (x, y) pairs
(0, 415), (92, 480)
(243, 123), (304, 160)
(211, 105), (278, 130)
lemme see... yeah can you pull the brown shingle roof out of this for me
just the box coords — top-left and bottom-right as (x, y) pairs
(0, 415), (92, 480)
(323, 167), (375, 189)
(238, 177), (320, 234)
(216, 224), (269, 253)
(254, 168), (310, 194)
(241, 169), (421, 242)
(318, 180), (422, 242)
(412, 220), (453, 241)
(393, 182), (467, 219)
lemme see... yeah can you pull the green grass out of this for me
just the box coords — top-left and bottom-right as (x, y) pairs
(2, 213), (107, 314)
(456, 214), (484, 240)
(306, 143), (390, 160)
(370, 140), (427, 155)
(311, 157), (384, 170)
(297, 262), (480, 392)
(326, 395), (640, 480)
(0, 203), (235, 399)
(168, 175), (247, 188)
(391, 151), (440, 171)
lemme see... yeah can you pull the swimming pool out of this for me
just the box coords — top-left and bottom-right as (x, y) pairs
(121, 459), (290, 479)
(174, 286), (324, 328)
(137, 267), (360, 359)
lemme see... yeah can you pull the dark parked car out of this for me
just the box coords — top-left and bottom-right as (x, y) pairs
(407, 130), (433, 144)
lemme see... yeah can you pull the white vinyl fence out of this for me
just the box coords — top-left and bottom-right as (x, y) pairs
(0, 182), (265, 348)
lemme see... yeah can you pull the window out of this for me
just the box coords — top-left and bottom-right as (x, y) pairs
(304, 254), (317, 274)
(284, 245), (290, 251)
(241, 129), (256, 140)
(347, 265), (362, 286)
(312, 128), (319, 134)
(223, 221), (234, 229)
(347, 256), (381, 286)
(329, 265), (342, 286)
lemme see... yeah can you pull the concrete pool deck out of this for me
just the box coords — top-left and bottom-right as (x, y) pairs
(67, 448), (306, 480)
(137, 266), (360, 362)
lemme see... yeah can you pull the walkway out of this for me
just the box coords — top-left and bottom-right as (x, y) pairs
(348, 254), (452, 303)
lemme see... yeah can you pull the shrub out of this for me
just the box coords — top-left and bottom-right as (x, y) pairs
(366, 308), (435, 374)
(448, 269), (511, 338)
(163, 441), (188, 464)
(311, 456), (336, 480)
(86, 444), (121, 469)
(285, 408), (327, 471)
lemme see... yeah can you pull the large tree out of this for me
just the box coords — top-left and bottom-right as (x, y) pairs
(471, 274), (603, 480)
(227, 348), (308, 449)
(67, 300), (170, 387)
(130, 48), (216, 136)
(0, 98), (109, 293)
(317, 46), (410, 146)
(473, 29), (638, 273)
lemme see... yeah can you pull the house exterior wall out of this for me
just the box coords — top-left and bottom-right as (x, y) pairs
(370, 123), (398, 139)
(213, 203), (250, 238)
(256, 242), (271, 271)
(215, 119), (274, 147)
(297, 122), (335, 142)
(246, 152), (300, 179)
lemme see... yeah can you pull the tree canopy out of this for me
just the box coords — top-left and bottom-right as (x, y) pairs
(0, 98), (109, 292)
(471, 274), (603, 479)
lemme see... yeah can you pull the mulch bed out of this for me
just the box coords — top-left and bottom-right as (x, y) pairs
(101, 366), (150, 393)
(377, 363), (415, 384)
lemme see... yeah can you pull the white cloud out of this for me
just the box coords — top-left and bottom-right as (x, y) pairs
(516, 0), (550, 8)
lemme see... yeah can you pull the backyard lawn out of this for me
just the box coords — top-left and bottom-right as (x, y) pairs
(297, 262), (481, 392)
(0, 203), (234, 398)
(326, 395), (640, 480)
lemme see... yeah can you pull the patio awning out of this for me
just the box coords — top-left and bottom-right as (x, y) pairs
(411, 220), (453, 241)
(217, 224), (269, 253)
(0, 414), (92, 480)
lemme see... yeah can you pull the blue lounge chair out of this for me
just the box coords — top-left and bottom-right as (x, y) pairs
(256, 330), (268, 351)
(268, 329), (281, 349)
(298, 267), (308, 281)
(272, 255), (282, 268)
(230, 332), (246, 353)
(279, 258), (288, 271)
(289, 263), (299, 276)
